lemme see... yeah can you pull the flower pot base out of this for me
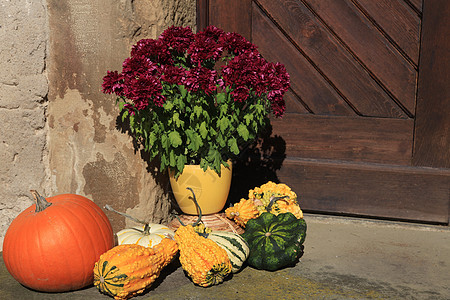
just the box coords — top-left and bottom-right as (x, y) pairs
(168, 213), (243, 234)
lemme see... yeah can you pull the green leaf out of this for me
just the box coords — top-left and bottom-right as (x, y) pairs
(173, 112), (184, 128)
(176, 154), (186, 172)
(179, 84), (187, 98)
(220, 103), (228, 115)
(169, 150), (176, 167)
(218, 116), (229, 133)
(161, 134), (169, 150)
(243, 113), (253, 126)
(199, 122), (208, 139)
(149, 132), (157, 146)
(193, 106), (202, 119)
(208, 149), (222, 174)
(237, 124), (250, 141)
(168, 131), (182, 148)
(186, 129), (202, 152)
(217, 134), (226, 147)
(121, 110), (129, 123)
(228, 137), (239, 155)
(160, 153), (168, 170)
(216, 92), (226, 104)
(164, 101), (174, 111)
(129, 114), (135, 132)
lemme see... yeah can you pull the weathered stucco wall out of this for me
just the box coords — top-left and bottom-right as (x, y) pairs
(0, 0), (196, 250)
(0, 0), (49, 251)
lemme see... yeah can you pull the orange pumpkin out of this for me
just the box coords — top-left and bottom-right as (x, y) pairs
(3, 190), (115, 292)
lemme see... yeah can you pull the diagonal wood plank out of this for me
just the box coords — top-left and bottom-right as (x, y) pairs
(407, 0), (423, 13)
(354, 0), (421, 67)
(252, 4), (356, 116)
(305, 0), (417, 115)
(284, 89), (311, 114)
(256, 0), (408, 118)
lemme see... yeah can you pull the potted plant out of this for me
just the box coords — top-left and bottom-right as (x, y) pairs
(102, 25), (290, 215)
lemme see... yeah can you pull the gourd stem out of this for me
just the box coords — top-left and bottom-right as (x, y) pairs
(266, 195), (289, 213)
(175, 215), (186, 226)
(174, 187), (203, 227)
(104, 204), (148, 229)
(187, 187), (202, 226)
(30, 190), (52, 212)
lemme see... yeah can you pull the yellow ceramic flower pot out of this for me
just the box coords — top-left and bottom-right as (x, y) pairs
(169, 162), (232, 215)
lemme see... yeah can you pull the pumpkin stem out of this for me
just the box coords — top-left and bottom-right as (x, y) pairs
(30, 190), (52, 212)
(104, 205), (149, 233)
(266, 195), (288, 213)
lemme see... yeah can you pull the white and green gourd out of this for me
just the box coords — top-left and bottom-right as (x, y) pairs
(207, 230), (250, 273)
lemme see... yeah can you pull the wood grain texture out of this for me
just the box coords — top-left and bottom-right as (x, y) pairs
(284, 89), (310, 114)
(413, 0), (450, 168)
(208, 0), (252, 39)
(408, 0), (423, 13)
(256, 0), (408, 118)
(354, 0), (421, 66)
(196, 0), (209, 32)
(305, 0), (417, 115)
(252, 4), (355, 116)
(278, 158), (450, 223)
(270, 114), (414, 165)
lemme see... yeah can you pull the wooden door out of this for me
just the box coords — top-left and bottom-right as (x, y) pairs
(197, 0), (450, 224)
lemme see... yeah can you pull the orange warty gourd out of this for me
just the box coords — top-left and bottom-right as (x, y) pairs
(174, 188), (232, 287)
(175, 224), (232, 287)
(2, 190), (115, 292)
(93, 238), (179, 300)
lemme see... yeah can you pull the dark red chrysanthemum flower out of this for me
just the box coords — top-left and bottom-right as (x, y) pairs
(201, 25), (225, 41)
(159, 26), (194, 53)
(266, 62), (289, 117)
(270, 95), (286, 117)
(161, 65), (186, 85)
(188, 32), (223, 66)
(230, 85), (250, 102)
(182, 66), (218, 95)
(122, 56), (160, 78)
(131, 39), (173, 65)
(221, 51), (269, 97)
(102, 25), (289, 119)
(122, 74), (165, 109)
(102, 71), (124, 95)
(219, 32), (258, 56)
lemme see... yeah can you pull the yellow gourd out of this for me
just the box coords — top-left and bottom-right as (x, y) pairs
(226, 181), (304, 227)
(93, 238), (178, 300)
(275, 198), (303, 219)
(225, 198), (259, 227)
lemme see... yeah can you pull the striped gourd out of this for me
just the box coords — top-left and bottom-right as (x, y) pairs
(207, 231), (250, 273)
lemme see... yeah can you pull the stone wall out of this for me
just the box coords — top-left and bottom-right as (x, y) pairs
(0, 0), (196, 251)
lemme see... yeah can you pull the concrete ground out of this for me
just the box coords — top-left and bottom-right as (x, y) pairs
(1, 214), (449, 300)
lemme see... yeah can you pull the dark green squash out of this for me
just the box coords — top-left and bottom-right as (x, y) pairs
(241, 212), (306, 271)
